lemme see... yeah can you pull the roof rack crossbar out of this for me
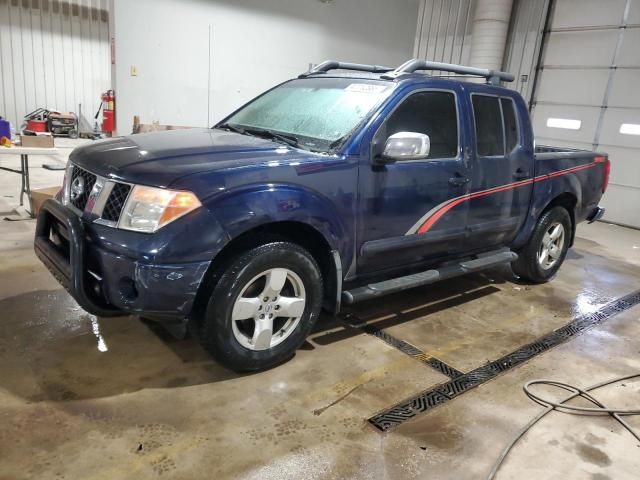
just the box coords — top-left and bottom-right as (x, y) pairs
(381, 59), (515, 85)
(299, 60), (394, 78)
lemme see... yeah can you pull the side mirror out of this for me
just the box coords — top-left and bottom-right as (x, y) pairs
(378, 132), (431, 164)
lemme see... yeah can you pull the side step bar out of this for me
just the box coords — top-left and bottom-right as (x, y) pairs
(342, 249), (517, 305)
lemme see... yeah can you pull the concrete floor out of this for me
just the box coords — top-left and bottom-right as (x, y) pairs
(1, 152), (639, 479)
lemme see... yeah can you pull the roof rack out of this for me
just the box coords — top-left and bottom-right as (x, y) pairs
(380, 59), (515, 85)
(299, 60), (393, 78)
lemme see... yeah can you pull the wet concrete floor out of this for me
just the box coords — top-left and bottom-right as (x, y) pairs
(1, 217), (639, 479)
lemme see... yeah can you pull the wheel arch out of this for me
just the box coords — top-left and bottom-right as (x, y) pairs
(513, 191), (578, 250)
(190, 220), (342, 325)
(541, 192), (578, 247)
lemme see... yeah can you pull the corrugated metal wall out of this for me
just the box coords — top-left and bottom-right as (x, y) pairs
(415, 0), (548, 92)
(413, 0), (476, 72)
(502, 0), (550, 104)
(0, 0), (110, 130)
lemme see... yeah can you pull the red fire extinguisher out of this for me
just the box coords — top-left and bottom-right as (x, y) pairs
(101, 90), (115, 134)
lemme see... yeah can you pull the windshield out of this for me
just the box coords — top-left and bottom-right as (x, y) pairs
(219, 78), (393, 152)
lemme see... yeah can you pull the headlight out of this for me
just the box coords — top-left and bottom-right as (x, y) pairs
(118, 185), (202, 233)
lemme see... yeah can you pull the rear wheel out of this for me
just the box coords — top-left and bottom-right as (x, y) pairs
(199, 242), (322, 372)
(512, 206), (572, 283)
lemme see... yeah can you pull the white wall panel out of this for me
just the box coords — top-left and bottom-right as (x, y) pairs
(600, 185), (640, 226)
(531, 0), (640, 227)
(112, 0), (420, 133)
(600, 108), (640, 150)
(532, 104), (601, 144)
(535, 69), (609, 106)
(608, 70), (640, 108)
(550, 0), (628, 28)
(626, 0), (640, 24)
(616, 28), (640, 66)
(599, 146), (640, 188)
(0, 0), (110, 130)
(543, 31), (618, 67)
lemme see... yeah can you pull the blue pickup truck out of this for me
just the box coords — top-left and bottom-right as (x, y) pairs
(35, 59), (609, 371)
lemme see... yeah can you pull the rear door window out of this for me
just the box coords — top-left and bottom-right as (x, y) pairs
(472, 95), (504, 156)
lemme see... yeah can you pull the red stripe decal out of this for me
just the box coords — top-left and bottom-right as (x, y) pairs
(415, 161), (601, 235)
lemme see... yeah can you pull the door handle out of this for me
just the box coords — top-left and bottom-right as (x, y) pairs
(513, 168), (530, 180)
(449, 175), (470, 187)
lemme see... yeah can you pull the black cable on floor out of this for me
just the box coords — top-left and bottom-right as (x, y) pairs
(486, 373), (640, 480)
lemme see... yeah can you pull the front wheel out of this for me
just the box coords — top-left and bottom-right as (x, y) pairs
(199, 242), (323, 372)
(512, 206), (572, 283)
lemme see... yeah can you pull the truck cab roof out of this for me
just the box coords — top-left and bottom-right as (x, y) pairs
(299, 71), (516, 95)
(298, 58), (515, 87)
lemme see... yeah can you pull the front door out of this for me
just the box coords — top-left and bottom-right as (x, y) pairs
(356, 86), (471, 276)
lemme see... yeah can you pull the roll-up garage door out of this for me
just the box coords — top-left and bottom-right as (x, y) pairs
(531, 0), (640, 228)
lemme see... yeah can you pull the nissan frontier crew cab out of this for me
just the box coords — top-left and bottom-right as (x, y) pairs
(35, 59), (610, 372)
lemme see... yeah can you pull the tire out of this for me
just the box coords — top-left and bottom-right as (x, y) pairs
(199, 242), (323, 372)
(512, 206), (572, 283)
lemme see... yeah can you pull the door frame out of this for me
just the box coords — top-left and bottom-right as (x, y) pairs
(355, 83), (471, 273)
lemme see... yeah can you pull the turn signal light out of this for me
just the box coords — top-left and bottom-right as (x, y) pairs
(159, 191), (202, 226)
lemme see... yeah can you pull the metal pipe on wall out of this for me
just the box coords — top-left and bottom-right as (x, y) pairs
(469, 0), (513, 71)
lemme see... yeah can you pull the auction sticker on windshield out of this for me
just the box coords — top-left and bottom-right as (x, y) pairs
(345, 83), (389, 94)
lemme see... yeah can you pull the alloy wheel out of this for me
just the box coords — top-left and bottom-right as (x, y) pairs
(230, 268), (306, 351)
(538, 222), (565, 270)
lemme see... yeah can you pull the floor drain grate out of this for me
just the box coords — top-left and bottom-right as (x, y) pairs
(342, 314), (464, 379)
(367, 289), (640, 432)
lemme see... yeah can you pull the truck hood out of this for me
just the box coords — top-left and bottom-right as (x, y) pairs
(69, 128), (314, 187)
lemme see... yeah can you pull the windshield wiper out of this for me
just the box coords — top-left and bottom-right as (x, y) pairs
(216, 123), (300, 148)
(328, 136), (347, 150)
(216, 123), (247, 135)
(242, 127), (300, 149)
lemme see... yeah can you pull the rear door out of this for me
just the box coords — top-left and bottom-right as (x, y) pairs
(356, 85), (471, 276)
(465, 92), (534, 250)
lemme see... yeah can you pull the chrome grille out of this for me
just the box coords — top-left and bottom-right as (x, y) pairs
(69, 165), (97, 211)
(101, 182), (131, 223)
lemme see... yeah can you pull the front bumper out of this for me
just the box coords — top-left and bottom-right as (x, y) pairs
(34, 199), (210, 319)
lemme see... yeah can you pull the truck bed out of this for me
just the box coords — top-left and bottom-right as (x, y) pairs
(534, 144), (604, 159)
(520, 144), (609, 246)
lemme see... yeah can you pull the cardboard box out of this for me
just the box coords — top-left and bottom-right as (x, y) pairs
(30, 186), (61, 216)
(20, 134), (54, 148)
